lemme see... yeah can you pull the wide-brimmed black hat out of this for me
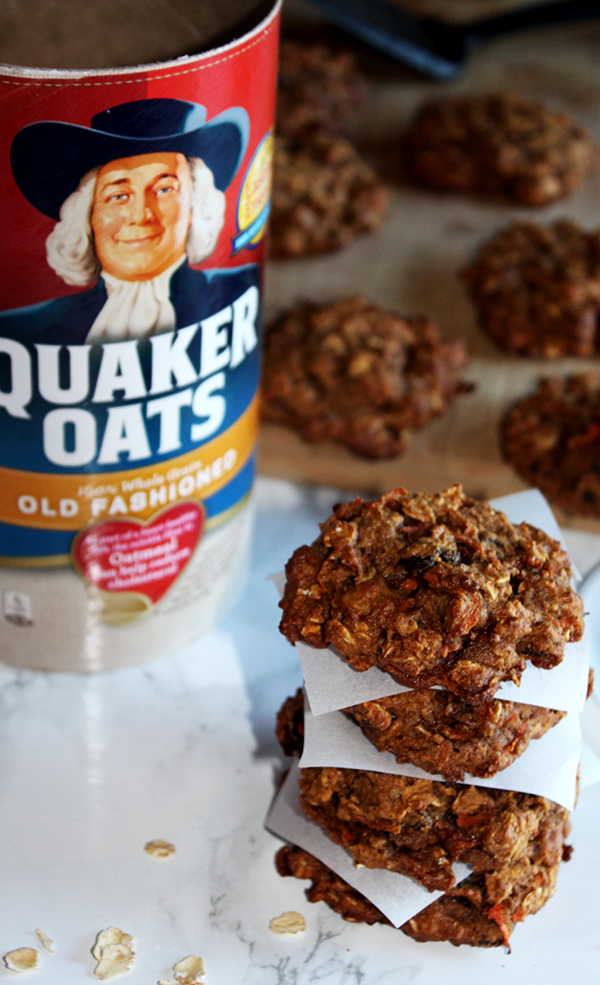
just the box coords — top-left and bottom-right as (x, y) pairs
(11, 98), (249, 221)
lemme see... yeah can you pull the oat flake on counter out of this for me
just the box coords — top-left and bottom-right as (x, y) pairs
(144, 839), (176, 859)
(269, 912), (307, 935)
(91, 928), (135, 981)
(159, 954), (206, 984)
(34, 930), (54, 954)
(2, 948), (39, 972)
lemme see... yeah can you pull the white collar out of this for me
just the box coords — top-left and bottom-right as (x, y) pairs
(86, 254), (186, 343)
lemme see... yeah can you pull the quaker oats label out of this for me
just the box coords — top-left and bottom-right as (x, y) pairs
(0, 1), (280, 668)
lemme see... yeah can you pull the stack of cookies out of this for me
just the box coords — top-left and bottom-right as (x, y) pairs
(268, 485), (590, 948)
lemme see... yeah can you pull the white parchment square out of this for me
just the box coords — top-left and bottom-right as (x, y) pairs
(300, 699), (582, 811)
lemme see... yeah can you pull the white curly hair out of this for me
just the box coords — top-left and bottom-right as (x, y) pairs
(45, 157), (226, 286)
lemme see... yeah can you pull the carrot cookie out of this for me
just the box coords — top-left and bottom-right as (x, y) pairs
(405, 94), (597, 205)
(463, 220), (600, 358)
(261, 297), (470, 458)
(270, 130), (388, 258)
(275, 840), (568, 948)
(277, 39), (365, 138)
(502, 372), (600, 517)
(276, 686), (565, 783)
(279, 485), (583, 702)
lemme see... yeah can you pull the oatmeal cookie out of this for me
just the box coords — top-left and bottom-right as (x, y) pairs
(277, 40), (365, 138)
(275, 842), (567, 947)
(298, 765), (569, 891)
(270, 130), (388, 258)
(276, 686), (565, 782)
(502, 373), (600, 517)
(463, 220), (600, 358)
(346, 690), (564, 782)
(405, 94), (597, 206)
(279, 486), (583, 702)
(261, 297), (471, 459)
(276, 689), (306, 758)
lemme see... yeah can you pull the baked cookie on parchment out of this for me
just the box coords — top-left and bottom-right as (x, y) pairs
(502, 372), (600, 517)
(277, 39), (365, 138)
(261, 296), (470, 457)
(275, 840), (568, 948)
(270, 130), (388, 258)
(405, 94), (597, 206)
(463, 220), (600, 358)
(278, 485), (584, 702)
(276, 687), (565, 783)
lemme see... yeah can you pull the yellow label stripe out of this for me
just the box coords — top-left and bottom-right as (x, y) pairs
(0, 395), (259, 532)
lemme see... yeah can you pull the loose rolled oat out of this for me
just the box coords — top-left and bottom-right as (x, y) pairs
(2, 948), (39, 972)
(174, 955), (205, 983)
(269, 912), (307, 935)
(34, 930), (53, 954)
(144, 839), (176, 859)
(158, 954), (206, 985)
(91, 928), (135, 981)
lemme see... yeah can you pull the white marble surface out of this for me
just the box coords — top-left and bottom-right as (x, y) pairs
(1, 477), (600, 985)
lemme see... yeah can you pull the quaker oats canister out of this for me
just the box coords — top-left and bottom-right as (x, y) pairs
(0, 0), (280, 670)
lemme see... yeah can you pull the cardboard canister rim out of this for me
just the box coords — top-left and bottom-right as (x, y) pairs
(0, 0), (281, 79)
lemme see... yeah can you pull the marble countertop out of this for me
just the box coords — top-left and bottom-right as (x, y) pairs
(1, 478), (599, 985)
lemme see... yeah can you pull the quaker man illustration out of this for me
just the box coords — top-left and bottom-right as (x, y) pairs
(2, 98), (255, 344)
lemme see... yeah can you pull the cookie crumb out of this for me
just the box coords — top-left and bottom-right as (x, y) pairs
(34, 931), (53, 954)
(269, 912), (307, 935)
(144, 839), (176, 859)
(3, 948), (39, 972)
(91, 928), (135, 980)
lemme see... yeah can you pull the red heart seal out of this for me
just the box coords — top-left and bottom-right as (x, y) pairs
(72, 502), (204, 607)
